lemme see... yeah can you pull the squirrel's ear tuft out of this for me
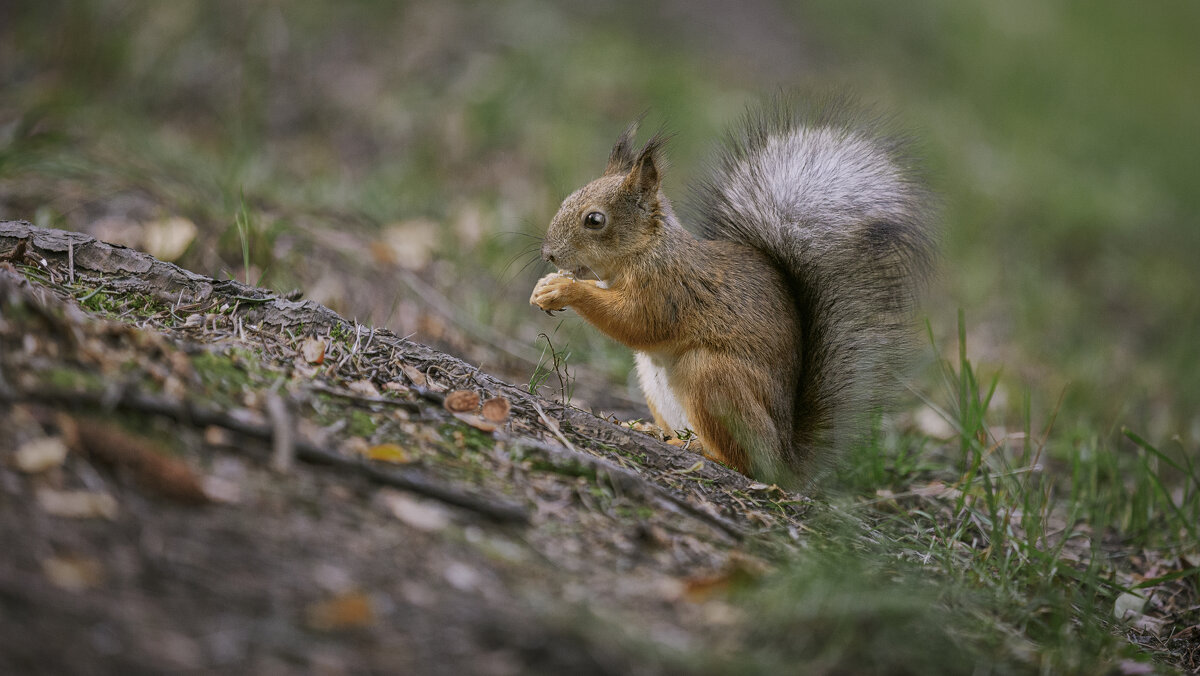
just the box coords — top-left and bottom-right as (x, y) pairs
(604, 119), (641, 176)
(623, 133), (668, 198)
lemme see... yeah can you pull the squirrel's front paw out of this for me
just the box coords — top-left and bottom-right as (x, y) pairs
(530, 272), (576, 312)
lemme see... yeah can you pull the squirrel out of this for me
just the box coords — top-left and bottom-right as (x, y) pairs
(530, 97), (935, 487)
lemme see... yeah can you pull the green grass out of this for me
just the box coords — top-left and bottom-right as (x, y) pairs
(2, 0), (1197, 671)
(792, 314), (1200, 672)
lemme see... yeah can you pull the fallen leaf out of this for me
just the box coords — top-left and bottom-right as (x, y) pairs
(14, 436), (69, 473)
(455, 413), (497, 433)
(399, 363), (426, 387)
(444, 389), (479, 413)
(443, 561), (481, 591)
(37, 488), (118, 519)
(339, 437), (370, 456)
(913, 480), (963, 500)
(381, 490), (452, 532)
(293, 357), (319, 378)
(913, 405), (955, 439)
(348, 379), (380, 397)
(1131, 614), (1168, 636)
(312, 563), (355, 593)
(382, 381), (407, 392)
(203, 425), (235, 447)
(673, 460), (705, 474)
(305, 592), (375, 631)
(481, 397), (511, 423)
(42, 555), (105, 591)
(301, 337), (326, 364)
(162, 375), (188, 400)
(68, 417), (209, 504)
(682, 555), (767, 602)
(379, 219), (440, 270)
(142, 216), (197, 262)
(201, 475), (242, 504)
(1117, 659), (1156, 675)
(366, 443), (413, 464)
(89, 216), (141, 250)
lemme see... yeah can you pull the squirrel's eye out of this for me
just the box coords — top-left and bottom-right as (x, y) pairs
(583, 211), (606, 229)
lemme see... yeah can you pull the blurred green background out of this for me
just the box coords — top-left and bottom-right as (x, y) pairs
(2, 0), (1197, 449)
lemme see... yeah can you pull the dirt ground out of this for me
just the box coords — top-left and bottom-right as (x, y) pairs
(0, 221), (816, 675)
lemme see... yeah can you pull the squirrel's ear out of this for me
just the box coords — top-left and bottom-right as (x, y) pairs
(604, 119), (640, 176)
(623, 133), (667, 199)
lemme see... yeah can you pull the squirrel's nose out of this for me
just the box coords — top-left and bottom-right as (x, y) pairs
(542, 244), (555, 264)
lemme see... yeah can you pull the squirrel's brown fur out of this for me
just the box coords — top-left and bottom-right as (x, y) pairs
(531, 96), (935, 486)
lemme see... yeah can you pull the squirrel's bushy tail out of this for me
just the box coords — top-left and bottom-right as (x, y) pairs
(690, 95), (936, 478)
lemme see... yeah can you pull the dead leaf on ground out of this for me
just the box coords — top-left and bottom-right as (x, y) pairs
(201, 475), (242, 504)
(67, 417), (210, 504)
(444, 389), (479, 413)
(305, 592), (375, 631)
(453, 413), (497, 433)
(14, 436), (69, 473)
(682, 555), (768, 602)
(913, 480), (963, 501)
(142, 216), (197, 262)
(442, 561), (481, 592)
(292, 358), (319, 378)
(913, 405), (955, 439)
(2, 239), (27, 263)
(399, 363), (426, 387)
(203, 425), (235, 447)
(481, 397), (511, 423)
(37, 488), (119, 519)
(366, 443), (413, 464)
(348, 379), (380, 397)
(42, 555), (105, 591)
(339, 437), (370, 456)
(1130, 614), (1168, 636)
(381, 490), (452, 532)
(1117, 659), (1156, 675)
(378, 219), (439, 270)
(300, 337), (326, 364)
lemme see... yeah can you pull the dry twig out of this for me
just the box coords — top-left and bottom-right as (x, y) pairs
(1, 385), (529, 524)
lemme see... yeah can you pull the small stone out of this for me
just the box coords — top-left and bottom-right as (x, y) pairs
(1114, 592), (1146, 620)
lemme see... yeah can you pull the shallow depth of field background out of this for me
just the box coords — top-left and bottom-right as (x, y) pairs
(2, 0), (1198, 454)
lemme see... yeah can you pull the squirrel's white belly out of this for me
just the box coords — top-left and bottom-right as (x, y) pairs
(634, 351), (691, 433)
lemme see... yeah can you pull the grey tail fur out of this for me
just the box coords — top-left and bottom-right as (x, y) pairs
(689, 95), (937, 478)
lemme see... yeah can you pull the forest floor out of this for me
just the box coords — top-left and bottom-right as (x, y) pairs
(2, 222), (1197, 675)
(1, 222), (812, 675)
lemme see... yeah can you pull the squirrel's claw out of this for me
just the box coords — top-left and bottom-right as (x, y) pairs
(530, 271), (575, 312)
